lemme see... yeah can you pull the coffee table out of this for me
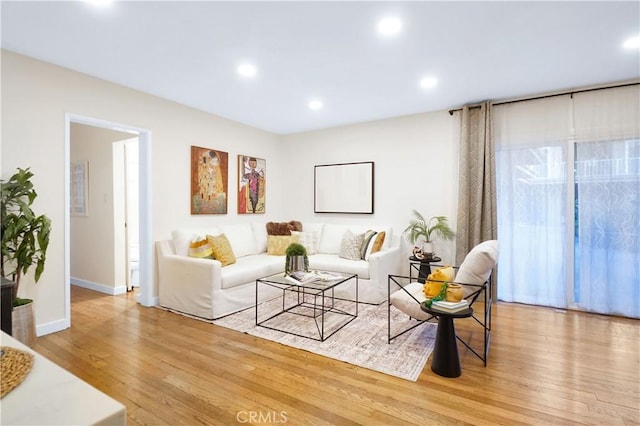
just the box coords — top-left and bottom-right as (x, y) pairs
(255, 271), (358, 341)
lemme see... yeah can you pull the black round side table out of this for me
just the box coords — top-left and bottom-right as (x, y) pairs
(409, 256), (441, 283)
(420, 302), (473, 378)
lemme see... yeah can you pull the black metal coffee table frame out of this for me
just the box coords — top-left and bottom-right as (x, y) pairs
(255, 272), (358, 342)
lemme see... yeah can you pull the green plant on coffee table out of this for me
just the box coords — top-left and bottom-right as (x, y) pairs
(284, 242), (309, 275)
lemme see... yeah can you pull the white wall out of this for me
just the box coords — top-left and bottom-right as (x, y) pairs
(1, 50), (284, 334)
(281, 111), (460, 268)
(1, 50), (461, 335)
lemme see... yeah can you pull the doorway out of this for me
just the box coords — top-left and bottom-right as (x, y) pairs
(112, 137), (140, 292)
(65, 114), (153, 326)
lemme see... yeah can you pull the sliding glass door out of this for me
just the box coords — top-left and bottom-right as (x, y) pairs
(573, 139), (639, 316)
(495, 144), (568, 308)
(494, 86), (639, 318)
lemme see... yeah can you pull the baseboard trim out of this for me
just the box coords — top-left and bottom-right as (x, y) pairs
(36, 317), (70, 337)
(70, 278), (127, 295)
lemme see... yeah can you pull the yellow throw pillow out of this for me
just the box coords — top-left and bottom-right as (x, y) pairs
(206, 234), (236, 266)
(370, 231), (386, 254)
(267, 235), (293, 255)
(188, 237), (213, 258)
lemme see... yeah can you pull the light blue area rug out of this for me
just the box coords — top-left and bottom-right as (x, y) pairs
(213, 299), (436, 381)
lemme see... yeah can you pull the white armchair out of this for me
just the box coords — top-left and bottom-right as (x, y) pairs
(387, 240), (499, 365)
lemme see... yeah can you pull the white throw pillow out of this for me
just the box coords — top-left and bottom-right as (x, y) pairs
(291, 230), (319, 255)
(303, 222), (324, 235)
(338, 230), (364, 261)
(455, 240), (499, 285)
(219, 224), (257, 258)
(318, 224), (351, 254)
(251, 222), (268, 253)
(389, 282), (430, 321)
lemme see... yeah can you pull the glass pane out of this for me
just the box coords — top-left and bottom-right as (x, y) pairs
(496, 144), (568, 307)
(574, 139), (640, 318)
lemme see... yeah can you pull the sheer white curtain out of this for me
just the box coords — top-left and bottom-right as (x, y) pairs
(494, 96), (571, 308)
(572, 87), (640, 318)
(494, 86), (640, 318)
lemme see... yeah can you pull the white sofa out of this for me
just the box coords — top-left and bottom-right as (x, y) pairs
(156, 222), (401, 319)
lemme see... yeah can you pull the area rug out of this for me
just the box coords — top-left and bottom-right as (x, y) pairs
(211, 298), (437, 382)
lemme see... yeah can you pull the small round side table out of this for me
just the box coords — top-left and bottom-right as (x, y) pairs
(421, 302), (473, 378)
(409, 256), (441, 283)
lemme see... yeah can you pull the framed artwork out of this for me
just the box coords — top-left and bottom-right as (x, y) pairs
(191, 146), (228, 214)
(237, 155), (266, 214)
(314, 161), (374, 214)
(70, 161), (89, 216)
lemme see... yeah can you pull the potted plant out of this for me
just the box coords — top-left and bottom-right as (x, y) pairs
(284, 242), (308, 275)
(403, 210), (455, 256)
(1, 167), (51, 346)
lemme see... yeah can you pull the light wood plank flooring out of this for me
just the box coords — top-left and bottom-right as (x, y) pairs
(32, 286), (639, 425)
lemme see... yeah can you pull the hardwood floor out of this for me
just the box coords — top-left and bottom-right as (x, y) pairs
(33, 286), (639, 426)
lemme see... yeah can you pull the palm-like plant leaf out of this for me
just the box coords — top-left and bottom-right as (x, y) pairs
(403, 210), (455, 244)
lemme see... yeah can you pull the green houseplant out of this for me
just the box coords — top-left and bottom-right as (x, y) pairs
(284, 242), (308, 275)
(403, 210), (455, 255)
(1, 167), (51, 345)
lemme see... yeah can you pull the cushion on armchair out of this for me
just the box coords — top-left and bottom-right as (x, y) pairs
(389, 282), (430, 321)
(455, 240), (499, 285)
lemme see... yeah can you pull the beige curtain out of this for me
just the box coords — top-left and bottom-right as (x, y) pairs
(455, 102), (497, 265)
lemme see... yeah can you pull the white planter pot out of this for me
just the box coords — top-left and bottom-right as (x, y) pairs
(422, 242), (435, 256)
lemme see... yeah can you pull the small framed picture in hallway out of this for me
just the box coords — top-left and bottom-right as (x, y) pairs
(71, 160), (89, 216)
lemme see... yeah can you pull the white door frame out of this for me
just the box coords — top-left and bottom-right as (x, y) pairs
(65, 113), (154, 324)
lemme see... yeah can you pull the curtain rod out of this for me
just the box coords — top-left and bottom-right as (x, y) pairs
(448, 81), (640, 116)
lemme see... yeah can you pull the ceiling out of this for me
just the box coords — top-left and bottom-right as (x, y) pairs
(2, 1), (639, 135)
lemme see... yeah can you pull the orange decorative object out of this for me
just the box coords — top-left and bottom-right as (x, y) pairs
(445, 283), (464, 302)
(423, 281), (444, 299)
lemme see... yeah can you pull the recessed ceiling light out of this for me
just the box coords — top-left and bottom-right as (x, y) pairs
(308, 100), (323, 110)
(237, 63), (257, 78)
(86, 0), (113, 6)
(420, 77), (438, 89)
(377, 17), (402, 36)
(623, 35), (640, 49)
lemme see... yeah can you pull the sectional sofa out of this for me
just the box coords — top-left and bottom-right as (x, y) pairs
(156, 222), (401, 319)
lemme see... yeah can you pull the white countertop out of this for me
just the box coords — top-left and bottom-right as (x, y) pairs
(0, 332), (126, 425)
